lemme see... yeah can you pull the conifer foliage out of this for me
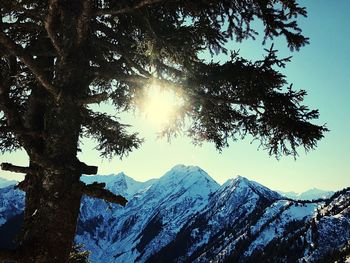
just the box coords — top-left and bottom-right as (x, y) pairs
(0, 0), (327, 262)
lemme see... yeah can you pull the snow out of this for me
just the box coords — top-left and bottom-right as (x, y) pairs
(251, 200), (290, 235)
(245, 203), (318, 256)
(284, 203), (318, 219)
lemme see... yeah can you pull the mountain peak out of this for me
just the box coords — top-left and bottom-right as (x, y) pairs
(221, 175), (281, 200)
(160, 165), (217, 185)
(81, 172), (154, 198)
(147, 165), (219, 199)
(169, 164), (203, 173)
(222, 175), (249, 188)
(234, 175), (250, 183)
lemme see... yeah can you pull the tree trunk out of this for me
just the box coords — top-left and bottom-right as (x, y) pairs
(17, 94), (84, 262)
(19, 169), (82, 262)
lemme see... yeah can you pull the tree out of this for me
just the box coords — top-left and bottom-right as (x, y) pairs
(0, 0), (327, 262)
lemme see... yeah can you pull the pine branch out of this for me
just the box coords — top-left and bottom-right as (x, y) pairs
(78, 92), (109, 105)
(96, 0), (164, 16)
(0, 162), (34, 174)
(0, 79), (35, 153)
(82, 110), (143, 158)
(122, 53), (152, 78)
(0, 31), (59, 99)
(82, 182), (128, 206)
(91, 63), (148, 84)
(93, 34), (152, 78)
(0, 91), (24, 131)
(0, 57), (25, 132)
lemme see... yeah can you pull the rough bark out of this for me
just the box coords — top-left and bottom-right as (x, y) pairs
(17, 95), (83, 262)
(19, 169), (83, 262)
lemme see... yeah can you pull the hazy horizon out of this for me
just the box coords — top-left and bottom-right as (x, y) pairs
(0, 162), (347, 193)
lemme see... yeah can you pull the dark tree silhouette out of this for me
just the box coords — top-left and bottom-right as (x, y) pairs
(0, 0), (327, 262)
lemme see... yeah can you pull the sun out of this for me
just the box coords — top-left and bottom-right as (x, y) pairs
(140, 84), (183, 128)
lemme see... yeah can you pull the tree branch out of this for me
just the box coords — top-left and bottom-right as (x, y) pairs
(76, 161), (98, 175)
(0, 31), (59, 99)
(92, 64), (148, 84)
(45, 0), (62, 55)
(93, 34), (152, 78)
(82, 182), (128, 206)
(96, 0), (163, 16)
(78, 92), (109, 105)
(92, 60), (257, 110)
(1, 162), (34, 174)
(0, 159), (97, 178)
(0, 82), (46, 155)
(122, 53), (152, 78)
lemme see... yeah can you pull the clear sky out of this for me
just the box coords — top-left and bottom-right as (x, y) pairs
(1, 1), (349, 192)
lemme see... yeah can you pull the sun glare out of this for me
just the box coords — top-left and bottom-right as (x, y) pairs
(140, 84), (183, 128)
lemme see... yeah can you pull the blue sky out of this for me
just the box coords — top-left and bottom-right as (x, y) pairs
(1, 1), (349, 192)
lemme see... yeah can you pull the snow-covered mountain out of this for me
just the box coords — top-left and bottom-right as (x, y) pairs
(278, 188), (335, 200)
(0, 165), (349, 262)
(77, 165), (219, 262)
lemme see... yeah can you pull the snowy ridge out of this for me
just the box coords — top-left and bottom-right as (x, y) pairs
(81, 172), (157, 199)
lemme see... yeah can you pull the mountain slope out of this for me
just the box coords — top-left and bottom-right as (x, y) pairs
(148, 176), (282, 262)
(246, 188), (350, 263)
(150, 183), (349, 263)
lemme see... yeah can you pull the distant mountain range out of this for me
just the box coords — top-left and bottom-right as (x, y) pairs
(0, 177), (17, 188)
(0, 165), (349, 262)
(278, 188), (335, 201)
